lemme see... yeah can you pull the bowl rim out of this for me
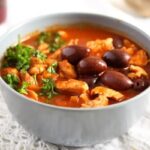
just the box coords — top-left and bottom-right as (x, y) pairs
(0, 12), (150, 111)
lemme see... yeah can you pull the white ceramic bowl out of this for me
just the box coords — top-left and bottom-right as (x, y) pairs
(0, 13), (150, 147)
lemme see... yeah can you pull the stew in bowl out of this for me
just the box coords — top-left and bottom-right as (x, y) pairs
(1, 24), (150, 108)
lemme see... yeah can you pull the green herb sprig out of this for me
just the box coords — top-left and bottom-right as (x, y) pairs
(3, 74), (19, 89)
(4, 44), (34, 71)
(40, 78), (57, 99)
(38, 32), (50, 44)
(32, 50), (46, 61)
(37, 31), (65, 53)
(49, 33), (65, 52)
(17, 82), (30, 94)
(47, 62), (58, 74)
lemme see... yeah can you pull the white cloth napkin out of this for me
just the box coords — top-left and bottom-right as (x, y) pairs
(0, 0), (150, 149)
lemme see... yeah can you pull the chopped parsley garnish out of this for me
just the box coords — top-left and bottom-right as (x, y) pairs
(32, 50), (46, 60)
(40, 78), (57, 99)
(3, 74), (19, 89)
(37, 31), (65, 53)
(4, 44), (34, 71)
(49, 33), (65, 52)
(17, 82), (29, 94)
(47, 62), (58, 74)
(38, 32), (50, 44)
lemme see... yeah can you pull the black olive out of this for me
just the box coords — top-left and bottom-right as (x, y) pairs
(100, 70), (133, 90)
(77, 56), (107, 75)
(79, 76), (98, 88)
(133, 78), (149, 91)
(103, 49), (131, 68)
(61, 45), (90, 65)
(117, 67), (130, 75)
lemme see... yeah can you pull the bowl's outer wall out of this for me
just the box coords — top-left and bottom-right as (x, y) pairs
(0, 80), (148, 146)
(0, 13), (150, 146)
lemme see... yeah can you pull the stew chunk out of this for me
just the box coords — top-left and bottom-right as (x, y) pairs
(56, 79), (89, 95)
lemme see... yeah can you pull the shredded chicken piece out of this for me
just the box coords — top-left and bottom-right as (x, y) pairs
(20, 71), (35, 84)
(30, 57), (43, 66)
(81, 86), (124, 108)
(29, 64), (47, 75)
(45, 58), (57, 66)
(56, 79), (89, 95)
(48, 49), (61, 60)
(91, 86), (124, 101)
(38, 43), (49, 54)
(129, 50), (148, 66)
(38, 43), (49, 50)
(70, 96), (80, 103)
(86, 38), (114, 57)
(80, 93), (90, 103)
(68, 39), (79, 45)
(128, 65), (148, 79)
(81, 95), (108, 108)
(1, 67), (19, 77)
(26, 89), (38, 100)
(58, 31), (68, 39)
(124, 39), (137, 50)
(59, 60), (77, 79)
(42, 71), (59, 81)
(122, 47), (135, 56)
(121, 39), (138, 56)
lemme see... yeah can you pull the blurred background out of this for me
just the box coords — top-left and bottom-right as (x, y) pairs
(1, 0), (150, 35)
